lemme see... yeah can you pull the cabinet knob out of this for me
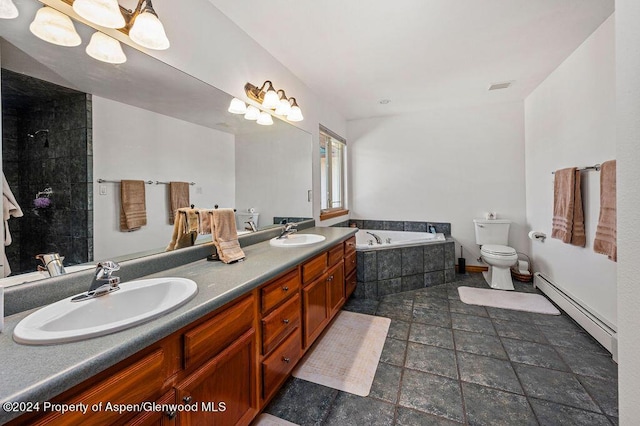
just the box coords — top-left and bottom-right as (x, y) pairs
(282, 357), (291, 363)
(327, 275), (334, 282)
(282, 318), (290, 324)
(282, 286), (289, 291)
(165, 410), (177, 420)
(183, 396), (193, 404)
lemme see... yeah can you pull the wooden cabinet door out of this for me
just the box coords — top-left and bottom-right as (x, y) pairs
(302, 274), (329, 349)
(175, 329), (257, 426)
(124, 390), (178, 426)
(327, 261), (345, 318)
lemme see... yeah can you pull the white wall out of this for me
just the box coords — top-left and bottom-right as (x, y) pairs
(92, 96), (235, 260)
(615, 0), (640, 422)
(347, 101), (527, 264)
(524, 16), (616, 327)
(235, 126), (313, 227)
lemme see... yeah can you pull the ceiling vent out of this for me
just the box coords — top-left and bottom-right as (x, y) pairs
(488, 81), (513, 91)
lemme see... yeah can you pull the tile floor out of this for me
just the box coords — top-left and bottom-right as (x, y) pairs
(264, 273), (618, 425)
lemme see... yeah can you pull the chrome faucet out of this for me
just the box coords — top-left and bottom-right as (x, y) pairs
(277, 222), (298, 239)
(366, 231), (382, 244)
(72, 261), (121, 302)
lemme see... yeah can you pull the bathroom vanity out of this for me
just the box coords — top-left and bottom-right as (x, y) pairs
(0, 227), (357, 425)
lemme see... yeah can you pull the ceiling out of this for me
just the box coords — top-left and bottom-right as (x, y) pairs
(208, 0), (614, 121)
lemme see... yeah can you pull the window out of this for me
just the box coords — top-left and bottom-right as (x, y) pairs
(320, 125), (348, 219)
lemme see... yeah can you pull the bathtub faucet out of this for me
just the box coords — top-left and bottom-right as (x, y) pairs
(366, 231), (382, 244)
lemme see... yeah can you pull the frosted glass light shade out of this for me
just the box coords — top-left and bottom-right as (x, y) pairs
(30, 7), (81, 47)
(129, 10), (170, 50)
(244, 105), (260, 121)
(275, 98), (291, 116)
(257, 112), (274, 126)
(261, 89), (279, 109)
(287, 105), (304, 122)
(0, 0), (19, 19)
(86, 31), (126, 64)
(228, 98), (247, 114)
(73, 0), (125, 28)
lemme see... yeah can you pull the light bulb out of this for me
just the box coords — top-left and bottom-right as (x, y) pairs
(29, 7), (81, 47)
(0, 0), (19, 20)
(86, 31), (127, 64)
(129, 6), (170, 50)
(257, 112), (274, 126)
(73, 0), (125, 29)
(244, 105), (260, 120)
(275, 98), (292, 116)
(287, 105), (304, 122)
(262, 88), (279, 109)
(228, 98), (247, 114)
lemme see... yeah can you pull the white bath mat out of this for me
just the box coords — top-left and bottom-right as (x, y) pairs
(458, 286), (561, 315)
(253, 413), (299, 426)
(292, 310), (391, 396)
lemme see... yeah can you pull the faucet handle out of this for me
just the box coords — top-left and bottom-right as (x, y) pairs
(95, 261), (120, 278)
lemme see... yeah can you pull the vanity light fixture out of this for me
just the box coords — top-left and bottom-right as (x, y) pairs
(245, 81), (304, 122)
(86, 31), (127, 64)
(0, 0), (19, 19)
(29, 6), (82, 47)
(128, 0), (170, 50)
(73, 0), (125, 29)
(257, 111), (274, 126)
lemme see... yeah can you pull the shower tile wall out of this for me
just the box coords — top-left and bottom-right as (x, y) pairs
(2, 70), (93, 275)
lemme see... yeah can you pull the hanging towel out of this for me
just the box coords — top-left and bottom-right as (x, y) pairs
(2, 172), (23, 278)
(198, 209), (214, 235)
(120, 180), (147, 231)
(210, 208), (245, 263)
(169, 182), (190, 225)
(594, 160), (617, 262)
(166, 208), (199, 251)
(551, 167), (585, 246)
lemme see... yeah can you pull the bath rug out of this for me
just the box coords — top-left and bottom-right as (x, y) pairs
(253, 413), (299, 426)
(458, 286), (560, 315)
(292, 310), (391, 396)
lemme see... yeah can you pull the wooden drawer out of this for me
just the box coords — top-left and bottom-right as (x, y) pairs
(328, 244), (344, 267)
(302, 252), (327, 284)
(345, 250), (357, 276)
(262, 293), (301, 355)
(32, 349), (165, 426)
(262, 328), (302, 401)
(183, 295), (254, 370)
(261, 269), (300, 314)
(346, 270), (357, 298)
(344, 236), (356, 255)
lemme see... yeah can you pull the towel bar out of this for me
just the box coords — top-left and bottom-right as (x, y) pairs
(155, 181), (196, 185)
(97, 179), (153, 184)
(551, 164), (600, 174)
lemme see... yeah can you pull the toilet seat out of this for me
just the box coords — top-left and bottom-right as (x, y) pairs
(481, 244), (516, 256)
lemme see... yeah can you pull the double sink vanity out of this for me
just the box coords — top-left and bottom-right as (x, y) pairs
(0, 225), (357, 425)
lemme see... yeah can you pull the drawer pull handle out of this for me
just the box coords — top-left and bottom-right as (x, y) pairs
(282, 319), (290, 324)
(183, 396), (193, 404)
(282, 357), (291, 363)
(282, 286), (289, 291)
(166, 410), (177, 420)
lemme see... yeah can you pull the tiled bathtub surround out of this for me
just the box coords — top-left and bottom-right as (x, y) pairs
(349, 219), (452, 236)
(355, 239), (456, 300)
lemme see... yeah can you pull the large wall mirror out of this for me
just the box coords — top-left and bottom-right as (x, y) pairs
(0, 0), (313, 286)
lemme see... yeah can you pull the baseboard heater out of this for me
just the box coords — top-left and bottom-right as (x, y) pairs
(533, 272), (617, 360)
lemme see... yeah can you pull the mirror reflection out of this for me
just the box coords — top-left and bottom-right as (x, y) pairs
(0, 0), (312, 286)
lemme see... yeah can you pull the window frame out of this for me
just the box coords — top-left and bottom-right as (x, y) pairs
(319, 125), (348, 220)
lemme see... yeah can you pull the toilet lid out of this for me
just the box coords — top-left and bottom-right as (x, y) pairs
(482, 245), (516, 256)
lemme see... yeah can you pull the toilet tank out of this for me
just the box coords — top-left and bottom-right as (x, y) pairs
(473, 219), (511, 245)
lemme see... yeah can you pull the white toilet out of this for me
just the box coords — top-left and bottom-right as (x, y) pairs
(473, 219), (518, 290)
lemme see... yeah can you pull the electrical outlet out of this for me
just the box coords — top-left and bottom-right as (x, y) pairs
(99, 185), (107, 196)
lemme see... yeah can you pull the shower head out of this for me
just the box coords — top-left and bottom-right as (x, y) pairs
(27, 129), (49, 147)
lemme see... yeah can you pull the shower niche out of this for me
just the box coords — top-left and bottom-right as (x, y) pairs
(1, 69), (93, 275)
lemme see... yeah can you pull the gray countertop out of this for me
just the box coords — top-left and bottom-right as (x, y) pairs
(0, 226), (356, 424)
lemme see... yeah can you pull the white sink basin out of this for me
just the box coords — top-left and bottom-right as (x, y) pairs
(13, 277), (198, 345)
(270, 233), (326, 247)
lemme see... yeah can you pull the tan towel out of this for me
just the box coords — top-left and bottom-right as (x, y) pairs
(2, 172), (23, 277)
(120, 180), (147, 231)
(551, 168), (585, 246)
(210, 208), (245, 263)
(166, 208), (198, 251)
(594, 160), (617, 261)
(169, 182), (190, 225)
(198, 209), (214, 235)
